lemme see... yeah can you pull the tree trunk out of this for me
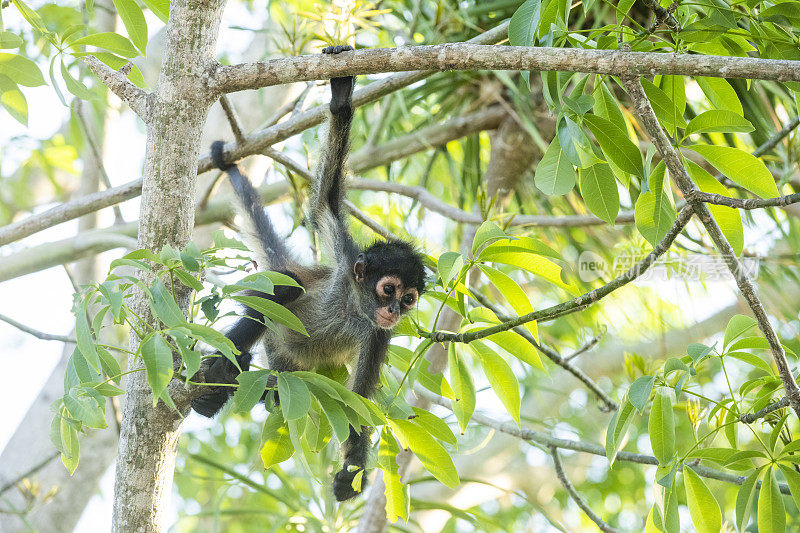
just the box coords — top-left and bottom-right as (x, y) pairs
(111, 1), (224, 531)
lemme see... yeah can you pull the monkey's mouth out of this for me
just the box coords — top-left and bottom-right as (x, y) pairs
(375, 308), (399, 328)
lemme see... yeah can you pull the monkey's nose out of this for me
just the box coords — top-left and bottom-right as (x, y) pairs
(387, 300), (399, 314)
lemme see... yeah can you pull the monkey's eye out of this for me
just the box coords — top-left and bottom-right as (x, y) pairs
(402, 294), (415, 306)
(383, 284), (395, 296)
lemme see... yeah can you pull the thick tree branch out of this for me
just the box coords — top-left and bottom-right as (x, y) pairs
(550, 447), (619, 533)
(211, 45), (800, 95)
(82, 56), (149, 119)
(621, 75), (800, 421)
(197, 21), (510, 172)
(424, 205), (694, 343)
(0, 179), (143, 247)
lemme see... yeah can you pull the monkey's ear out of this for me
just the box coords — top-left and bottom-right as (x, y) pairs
(353, 253), (366, 282)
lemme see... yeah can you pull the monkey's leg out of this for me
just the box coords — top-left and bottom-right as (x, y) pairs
(332, 330), (390, 501)
(192, 274), (304, 417)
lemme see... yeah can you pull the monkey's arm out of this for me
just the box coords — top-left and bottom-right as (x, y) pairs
(191, 280), (304, 418)
(332, 328), (391, 501)
(310, 46), (360, 264)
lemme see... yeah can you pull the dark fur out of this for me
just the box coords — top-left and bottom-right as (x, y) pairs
(192, 45), (426, 502)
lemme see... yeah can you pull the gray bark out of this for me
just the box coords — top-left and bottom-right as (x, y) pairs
(110, 1), (226, 531)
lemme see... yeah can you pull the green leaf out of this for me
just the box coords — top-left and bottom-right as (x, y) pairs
(688, 144), (779, 199)
(140, 333), (174, 403)
(484, 330), (543, 370)
(410, 407), (456, 446)
(594, 82), (628, 133)
(76, 301), (101, 373)
(471, 221), (507, 255)
(0, 52), (45, 86)
(684, 110), (754, 137)
(534, 135), (576, 196)
(649, 388), (675, 464)
(683, 467), (721, 533)
(277, 373), (311, 420)
(93, 382), (125, 396)
(448, 344), (475, 434)
(437, 251), (464, 286)
(0, 74), (28, 125)
(605, 399), (635, 465)
(635, 161), (677, 247)
(696, 76), (743, 115)
(685, 160), (744, 255)
(378, 428), (410, 522)
(629, 375), (655, 413)
(477, 265), (537, 339)
(583, 113), (643, 177)
(233, 370), (270, 413)
(470, 340), (520, 425)
(758, 466), (785, 533)
(141, 0), (170, 22)
(736, 468), (764, 532)
(558, 115), (596, 168)
(71, 32), (139, 58)
(173, 268), (203, 292)
(64, 389), (106, 429)
(260, 411), (294, 468)
(480, 248), (576, 294)
(310, 387), (351, 442)
(388, 419), (459, 488)
(579, 163), (620, 225)
(777, 464), (800, 513)
(0, 31), (23, 49)
(112, 0), (147, 54)
(232, 295), (308, 336)
(508, 0), (542, 47)
(180, 323), (236, 362)
(60, 58), (94, 100)
(150, 278), (186, 327)
(59, 416), (80, 474)
(640, 77), (687, 130)
(724, 315), (757, 349)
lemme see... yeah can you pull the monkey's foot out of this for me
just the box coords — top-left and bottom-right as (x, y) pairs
(190, 353), (251, 418)
(321, 45), (353, 54)
(333, 464), (367, 502)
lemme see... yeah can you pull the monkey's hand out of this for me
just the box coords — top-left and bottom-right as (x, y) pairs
(333, 461), (367, 502)
(190, 352), (252, 418)
(322, 45), (354, 115)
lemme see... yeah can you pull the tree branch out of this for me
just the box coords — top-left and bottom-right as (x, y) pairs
(550, 447), (619, 533)
(211, 45), (800, 95)
(218, 94), (246, 144)
(410, 383), (792, 495)
(82, 56), (149, 119)
(197, 21), (510, 172)
(472, 292), (617, 411)
(621, 74), (800, 421)
(0, 312), (76, 343)
(0, 180), (143, 247)
(424, 205), (694, 343)
(740, 397), (790, 423)
(348, 106), (507, 172)
(688, 191), (800, 210)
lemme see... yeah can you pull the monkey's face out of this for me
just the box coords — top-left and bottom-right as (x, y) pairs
(372, 275), (419, 329)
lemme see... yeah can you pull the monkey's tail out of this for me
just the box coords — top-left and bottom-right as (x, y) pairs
(211, 141), (290, 270)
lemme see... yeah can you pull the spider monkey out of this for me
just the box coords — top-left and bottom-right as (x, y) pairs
(191, 45), (427, 502)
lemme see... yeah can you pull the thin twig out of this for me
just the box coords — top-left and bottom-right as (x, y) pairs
(218, 95), (246, 145)
(0, 312), (76, 343)
(622, 74), (800, 421)
(689, 191), (800, 210)
(741, 397), (790, 423)
(74, 101), (125, 224)
(472, 292), (617, 411)
(564, 330), (605, 362)
(424, 206), (694, 343)
(550, 447), (619, 533)
(408, 382), (792, 495)
(0, 451), (61, 496)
